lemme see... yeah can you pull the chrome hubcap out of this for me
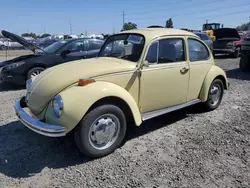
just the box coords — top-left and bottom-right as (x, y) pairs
(209, 84), (221, 106)
(89, 114), (120, 150)
(31, 70), (43, 78)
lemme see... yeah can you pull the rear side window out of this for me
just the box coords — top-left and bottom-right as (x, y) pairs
(196, 33), (209, 40)
(188, 38), (209, 61)
(146, 38), (185, 64)
(88, 40), (103, 50)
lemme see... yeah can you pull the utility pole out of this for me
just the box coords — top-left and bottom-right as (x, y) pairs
(70, 21), (72, 34)
(122, 10), (125, 30)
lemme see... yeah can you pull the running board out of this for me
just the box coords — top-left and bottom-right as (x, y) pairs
(141, 99), (201, 121)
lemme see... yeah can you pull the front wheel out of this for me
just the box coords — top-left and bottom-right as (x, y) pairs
(27, 67), (45, 80)
(202, 79), (224, 111)
(74, 104), (127, 158)
(232, 47), (240, 58)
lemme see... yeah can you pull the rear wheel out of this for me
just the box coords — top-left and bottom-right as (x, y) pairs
(74, 104), (127, 158)
(232, 47), (240, 58)
(27, 67), (45, 80)
(202, 79), (224, 111)
(239, 55), (250, 72)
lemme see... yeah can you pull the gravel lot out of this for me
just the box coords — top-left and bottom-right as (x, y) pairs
(0, 56), (250, 188)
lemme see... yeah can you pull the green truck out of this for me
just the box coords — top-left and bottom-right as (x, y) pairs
(240, 32), (250, 71)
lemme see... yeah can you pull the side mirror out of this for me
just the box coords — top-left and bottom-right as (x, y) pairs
(137, 60), (149, 71)
(61, 49), (71, 56)
(142, 60), (149, 67)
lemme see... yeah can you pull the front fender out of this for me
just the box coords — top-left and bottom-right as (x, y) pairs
(199, 65), (228, 102)
(45, 81), (142, 133)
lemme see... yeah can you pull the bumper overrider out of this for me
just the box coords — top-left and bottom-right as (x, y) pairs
(14, 97), (66, 137)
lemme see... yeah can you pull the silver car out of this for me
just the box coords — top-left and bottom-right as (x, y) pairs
(193, 32), (213, 51)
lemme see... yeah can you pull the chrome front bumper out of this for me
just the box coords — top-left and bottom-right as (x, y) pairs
(14, 98), (66, 137)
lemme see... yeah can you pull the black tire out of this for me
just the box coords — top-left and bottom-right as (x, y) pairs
(239, 55), (250, 72)
(202, 79), (224, 111)
(74, 104), (127, 158)
(27, 67), (45, 80)
(232, 47), (240, 58)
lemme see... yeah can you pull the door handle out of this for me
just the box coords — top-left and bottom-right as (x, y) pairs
(180, 67), (189, 74)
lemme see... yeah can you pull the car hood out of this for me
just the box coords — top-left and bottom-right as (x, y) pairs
(213, 28), (240, 40)
(1, 30), (46, 53)
(27, 57), (137, 114)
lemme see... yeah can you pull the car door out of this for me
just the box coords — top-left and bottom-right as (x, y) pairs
(86, 39), (104, 58)
(139, 36), (190, 113)
(186, 37), (212, 101)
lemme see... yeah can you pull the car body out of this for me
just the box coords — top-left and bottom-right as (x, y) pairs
(193, 31), (213, 51)
(213, 28), (241, 58)
(15, 28), (229, 158)
(239, 32), (250, 71)
(0, 30), (104, 86)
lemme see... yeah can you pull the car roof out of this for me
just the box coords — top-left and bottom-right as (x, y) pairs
(193, 31), (206, 35)
(121, 28), (197, 37)
(120, 28), (198, 44)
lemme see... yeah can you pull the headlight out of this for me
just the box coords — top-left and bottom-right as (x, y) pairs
(3, 61), (25, 70)
(26, 79), (32, 90)
(52, 95), (63, 118)
(227, 42), (234, 46)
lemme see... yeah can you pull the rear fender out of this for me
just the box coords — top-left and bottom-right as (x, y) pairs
(199, 65), (228, 102)
(45, 81), (142, 133)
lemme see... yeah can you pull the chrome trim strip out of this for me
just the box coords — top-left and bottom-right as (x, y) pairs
(93, 70), (135, 79)
(14, 99), (66, 137)
(142, 64), (187, 72)
(141, 99), (201, 121)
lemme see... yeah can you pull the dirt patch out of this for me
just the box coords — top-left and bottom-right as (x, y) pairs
(0, 56), (250, 188)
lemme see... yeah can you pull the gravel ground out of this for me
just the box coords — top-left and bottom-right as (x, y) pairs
(0, 55), (250, 188)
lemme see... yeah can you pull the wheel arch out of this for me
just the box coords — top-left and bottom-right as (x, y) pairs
(199, 65), (228, 102)
(45, 81), (143, 134)
(87, 96), (134, 121)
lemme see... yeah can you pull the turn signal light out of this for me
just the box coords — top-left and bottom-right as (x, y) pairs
(78, 78), (95, 86)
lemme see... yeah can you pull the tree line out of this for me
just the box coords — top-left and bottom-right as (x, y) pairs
(122, 18), (174, 31)
(21, 33), (51, 39)
(21, 18), (249, 40)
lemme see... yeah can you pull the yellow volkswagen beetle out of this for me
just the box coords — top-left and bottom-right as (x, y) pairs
(15, 28), (229, 158)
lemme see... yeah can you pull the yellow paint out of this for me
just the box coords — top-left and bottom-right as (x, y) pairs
(22, 28), (228, 134)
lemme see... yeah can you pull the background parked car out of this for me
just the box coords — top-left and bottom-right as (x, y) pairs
(0, 30), (104, 86)
(213, 28), (241, 58)
(193, 31), (213, 51)
(36, 38), (60, 49)
(239, 32), (250, 71)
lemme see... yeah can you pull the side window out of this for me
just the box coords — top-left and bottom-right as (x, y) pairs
(88, 40), (103, 51)
(145, 42), (158, 63)
(145, 38), (185, 64)
(64, 40), (85, 52)
(188, 38), (209, 61)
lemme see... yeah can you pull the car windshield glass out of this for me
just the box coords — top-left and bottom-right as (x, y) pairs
(245, 33), (250, 40)
(98, 34), (145, 62)
(43, 40), (67, 53)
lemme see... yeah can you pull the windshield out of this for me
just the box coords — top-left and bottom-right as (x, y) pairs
(98, 34), (145, 62)
(245, 33), (250, 40)
(43, 40), (67, 53)
(203, 23), (220, 30)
